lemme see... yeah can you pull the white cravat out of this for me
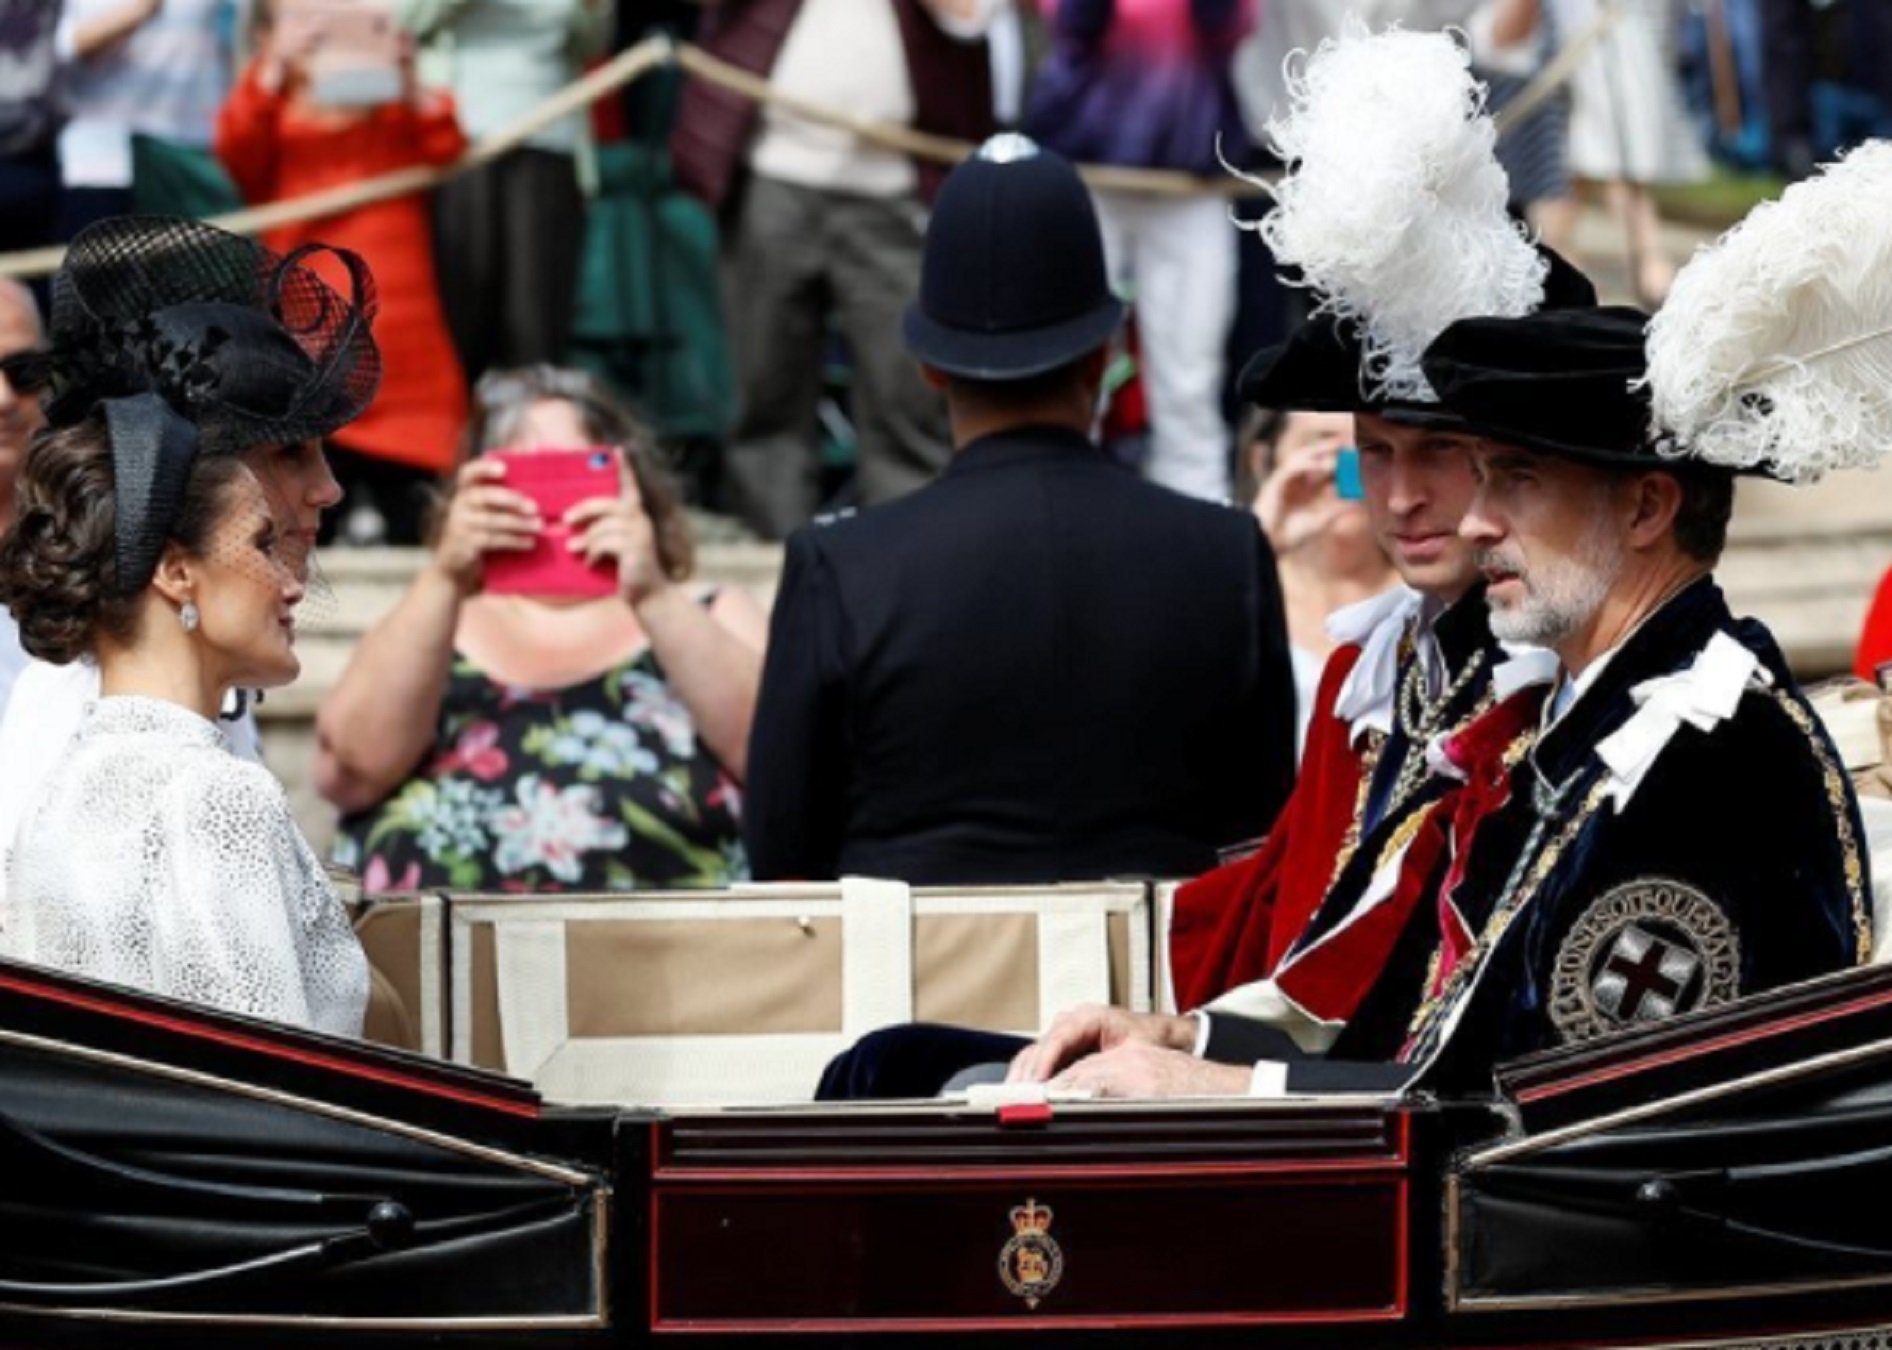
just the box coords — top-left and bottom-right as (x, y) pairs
(1593, 632), (1766, 811)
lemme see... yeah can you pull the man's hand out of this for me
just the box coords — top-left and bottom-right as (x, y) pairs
(258, 20), (323, 94)
(1050, 1042), (1254, 1099)
(1006, 1005), (1198, 1084)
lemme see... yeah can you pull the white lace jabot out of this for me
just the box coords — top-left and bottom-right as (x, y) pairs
(0, 695), (367, 1036)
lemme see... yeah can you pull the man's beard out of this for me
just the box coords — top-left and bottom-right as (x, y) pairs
(1480, 518), (1625, 647)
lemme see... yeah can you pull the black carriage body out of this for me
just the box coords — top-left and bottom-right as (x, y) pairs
(9, 957), (1892, 1348)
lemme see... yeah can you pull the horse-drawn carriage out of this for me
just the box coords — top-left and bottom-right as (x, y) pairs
(8, 873), (1892, 1349)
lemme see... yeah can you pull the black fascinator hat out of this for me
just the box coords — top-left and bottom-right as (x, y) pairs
(20, 215), (381, 448)
(5, 216), (382, 593)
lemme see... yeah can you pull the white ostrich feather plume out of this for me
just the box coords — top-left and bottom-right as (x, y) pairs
(1242, 18), (1545, 401)
(1645, 140), (1892, 483)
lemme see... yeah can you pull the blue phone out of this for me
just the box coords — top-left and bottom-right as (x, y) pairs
(1334, 446), (1365, 501)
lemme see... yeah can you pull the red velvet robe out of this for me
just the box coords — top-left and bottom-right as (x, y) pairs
(1169, 638), (1551, 1036)
(1856, 565), (1892, 684)
(1169, 643), (1371, 1012)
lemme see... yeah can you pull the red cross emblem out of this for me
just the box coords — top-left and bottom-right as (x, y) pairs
(1593, 923), (1701, 1023)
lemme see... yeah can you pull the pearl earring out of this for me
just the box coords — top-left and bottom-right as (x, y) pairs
(180, 600), (199, 634)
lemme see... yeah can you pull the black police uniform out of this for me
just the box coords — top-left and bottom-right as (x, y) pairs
(745, 427), (1296, 884)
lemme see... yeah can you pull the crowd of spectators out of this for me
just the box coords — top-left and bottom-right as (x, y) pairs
(0, 0), (1887, 904)
(0, 2), (1880, 538)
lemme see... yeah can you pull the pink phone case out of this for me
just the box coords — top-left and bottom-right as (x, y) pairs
(481, 448), (621, 599)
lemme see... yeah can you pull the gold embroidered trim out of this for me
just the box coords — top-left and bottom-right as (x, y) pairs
(1405, 778), (1615, 1063)
(1326, 730), (1386, 893)
(1372, 796), (1439, 878)
(1325, 641), (1499, 895)
(1768, 688), (1873, 966)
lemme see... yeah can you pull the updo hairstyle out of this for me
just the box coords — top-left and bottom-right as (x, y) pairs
(0, 418), (249, 664)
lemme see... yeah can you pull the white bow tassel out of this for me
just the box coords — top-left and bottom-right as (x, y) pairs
(1594, 633), (1769, 813)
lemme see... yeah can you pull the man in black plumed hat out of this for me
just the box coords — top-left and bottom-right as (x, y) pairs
(744, 135), (1297, 888)
(1383, 299), (1870, 1084)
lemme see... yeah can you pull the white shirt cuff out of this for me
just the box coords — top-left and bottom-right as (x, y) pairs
(927, 0), (1005, 41)
(1189, 1009), (1212, 1057)
(1249, 1060), (1290, 1097)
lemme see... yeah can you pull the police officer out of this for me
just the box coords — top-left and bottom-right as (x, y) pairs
(744, 136), (1296, 888)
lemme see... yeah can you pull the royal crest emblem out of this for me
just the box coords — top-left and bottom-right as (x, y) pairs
(997, 1198), (1064, 1309)
(1549, 878), (1740, 1043)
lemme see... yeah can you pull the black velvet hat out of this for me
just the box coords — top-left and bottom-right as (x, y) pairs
(5, 217), (382, 593)
(1418, 305), (1664, 467)
(1238, 245), (1600, 428)
(1423, 303), (1783, 478)
(902, 136), (1125, 381)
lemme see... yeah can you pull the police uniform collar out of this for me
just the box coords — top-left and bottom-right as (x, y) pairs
(944, 425), (1108, 476)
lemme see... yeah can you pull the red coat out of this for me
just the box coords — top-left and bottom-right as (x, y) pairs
(1856, 564), (1892, 684)
(1169, 644), (1371, 1012)
(216, 66), (469, 473)
(1170, 634), (1552, 1036)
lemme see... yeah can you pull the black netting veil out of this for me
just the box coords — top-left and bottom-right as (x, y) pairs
(0, 216), (380, 597)
(21, 216), (381, 453)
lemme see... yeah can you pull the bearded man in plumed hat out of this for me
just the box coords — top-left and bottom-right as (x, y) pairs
(820, 26), (1595, 1103)
(1389, 148), (1889, 1081)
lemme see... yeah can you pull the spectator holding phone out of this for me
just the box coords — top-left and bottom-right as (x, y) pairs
(216, 0), (469, 545)
(1239, 408), (1396, 755)
(316, 365), (767, 894)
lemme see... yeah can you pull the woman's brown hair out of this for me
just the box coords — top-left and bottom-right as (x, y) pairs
(439, 365), (694, 581)
(0, 417), (247, 664)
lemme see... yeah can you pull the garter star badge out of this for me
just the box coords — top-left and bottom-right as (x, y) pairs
(1549, 878), (1739, 1043)
(998, 1199), (1064, 1309)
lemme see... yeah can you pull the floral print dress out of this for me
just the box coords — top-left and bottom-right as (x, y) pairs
(336, 638), (747, 894)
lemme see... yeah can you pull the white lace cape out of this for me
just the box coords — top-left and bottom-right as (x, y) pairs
(0, 695), (366, 1036)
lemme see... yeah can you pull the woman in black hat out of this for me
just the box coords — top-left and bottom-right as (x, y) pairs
(0, 216), (381, 1035)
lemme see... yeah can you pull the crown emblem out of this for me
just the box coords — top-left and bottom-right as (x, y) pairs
(997, 1197), (1064, 1309)
(1010, 1201), (1053, 1236)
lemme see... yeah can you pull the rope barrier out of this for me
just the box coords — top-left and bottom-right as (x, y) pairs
(0, 36), (675, 279)
(0, 14), (1627, 280)
(1494, 0), (1625, 134)
(672, 40), (1266, 199)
